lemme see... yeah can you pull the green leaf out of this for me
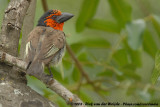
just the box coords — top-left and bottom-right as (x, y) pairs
(56, 98), (70, 107)
(98, 68), (122, 77)
(138, 91), (151, 102)
(129, 49), (142, 67)
(87, 19), (120, 33)
(151, 15), (160, 38)
(113, 68), (123, 76)
(126, 85), (136, 96)
(108, 0), (132, 28)
(26, 75), (54, 96)
(151, 50), (160, 84)
(126, 19), (146, 50)
(122, 64), (137, 72)
(80, 89), (93, 102)
(116, 65), (141, 81)
(78, 52), (88, 61)
(62, 59), (74, 79)
(113, 49), (129, 67)
(79, 37), (110, 48)
(59, 63), (64, 79)
(122, 69), (141, 80)
(123, 39), (142, 67)
(50, 67), (63, 82)
(143, 29), (158, 58)
(72, 67), (80, 82)
(97, 70), (113, 77)
(76, 0), (99, 32)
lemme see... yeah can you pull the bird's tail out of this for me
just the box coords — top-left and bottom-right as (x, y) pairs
(26, 59), (44, 80)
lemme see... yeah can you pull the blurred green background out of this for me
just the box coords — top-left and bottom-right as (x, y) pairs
(1, 0), (160, 106)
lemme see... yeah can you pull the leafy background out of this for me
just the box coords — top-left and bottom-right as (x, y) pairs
(1, 0), (160, 106)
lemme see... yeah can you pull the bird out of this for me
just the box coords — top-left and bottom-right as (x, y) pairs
(24, 9), (73, 82)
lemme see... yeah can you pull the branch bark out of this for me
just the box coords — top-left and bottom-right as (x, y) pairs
(0, 0), (29, 56)
(0, 50), (85, 107)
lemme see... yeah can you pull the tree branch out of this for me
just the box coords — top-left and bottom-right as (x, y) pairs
(0, 0), (30, 56)
(41, 0), (48, 12)
(0, 50), (85, 107)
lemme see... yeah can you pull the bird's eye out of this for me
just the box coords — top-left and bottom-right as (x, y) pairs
(52, 15), (56, 19)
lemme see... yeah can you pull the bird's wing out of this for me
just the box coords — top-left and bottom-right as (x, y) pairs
(27, 26), (65, 65)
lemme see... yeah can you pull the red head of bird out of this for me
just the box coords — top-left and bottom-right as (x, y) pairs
(37, 9), (74, 31)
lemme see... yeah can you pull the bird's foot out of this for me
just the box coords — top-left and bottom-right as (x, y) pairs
(44, 74), (54, 86)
